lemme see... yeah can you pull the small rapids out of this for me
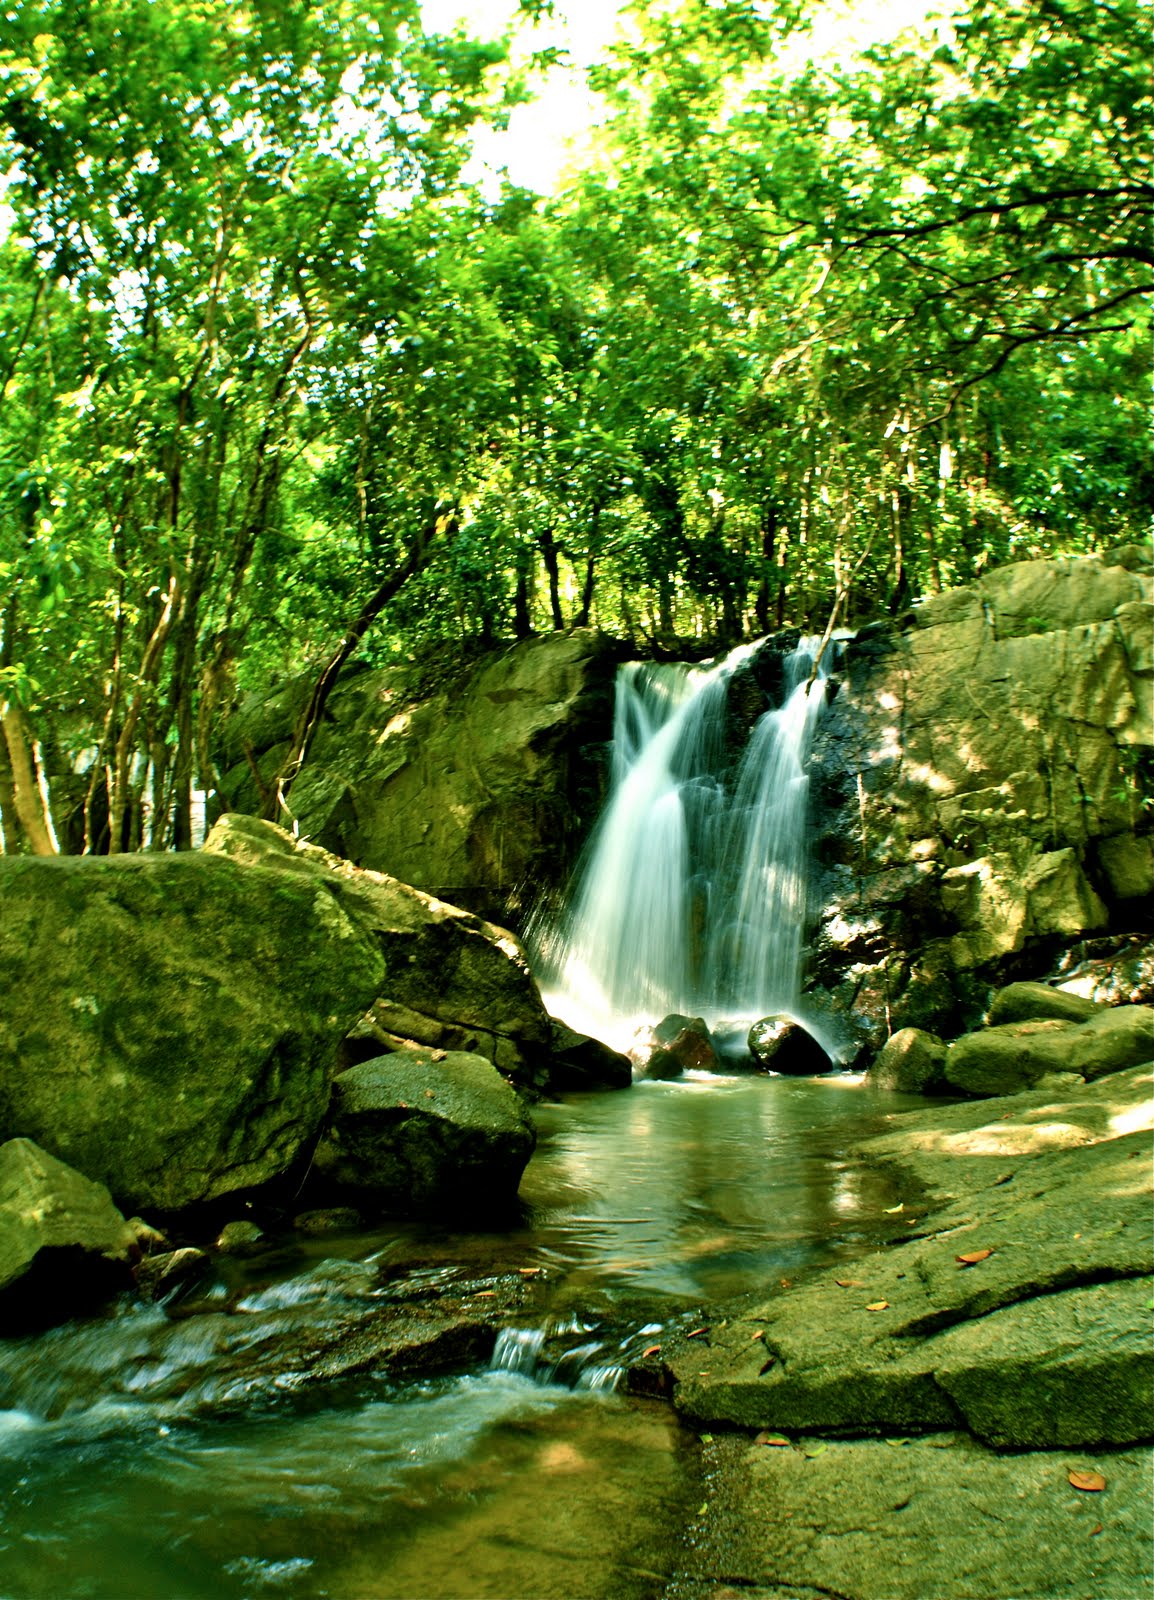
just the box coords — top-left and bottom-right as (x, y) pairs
(0, 1076), (922, 1600)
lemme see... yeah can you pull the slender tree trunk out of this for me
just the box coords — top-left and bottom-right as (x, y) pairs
(0, 697), (57, 854)
(538, 526), (564, 630)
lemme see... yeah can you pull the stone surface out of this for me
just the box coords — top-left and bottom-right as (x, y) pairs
(943, 1005), (1154, 1096)
(547, 1023), (633, 1091)
(311, 1048), (537, 1215)
(867, 1026), (947, 1092)
(0, 1139), (136, 1319)
(133, 1247), (211, 1303)
(632, 1015), (720, 1080)
(672, 1431), (1154, 1600)
(215, 630), (618, 923)
(0, 853), (386, 1213)
(204, 814), (553, 1090)
(808, 554), (1154, 1047)
(657, 1066), (1154, 1449)
(748, 1015), (833, 1076)
(987, 980), (1104, 1026)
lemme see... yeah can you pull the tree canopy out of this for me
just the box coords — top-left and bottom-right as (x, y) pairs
(1, 0), (1149, 852)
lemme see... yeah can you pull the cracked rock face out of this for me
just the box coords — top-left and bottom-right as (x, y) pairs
(656, 1065), (1154, 1452)
(807, 552), (1154, 1048)
(0, 853), (386, 1214)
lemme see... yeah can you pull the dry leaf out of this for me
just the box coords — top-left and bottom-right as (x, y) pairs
(687, 1327), (709, 1339)
(424, 1090), (436, 1099)
(517, 1266), (541, 1276)
(883, 1203), (904, 1214)
(754, 1432), (790, 1448)
(758, 1357), (776, 1375)
(1068, 1469), (1107, 1493)
(474, 1290), (496, 1298)
(956, 1248), (994, 1266)
(779, 1278), (792, 1288)
(835, 1279), (864, 1289)
(1090, 1524), (1103, 1537)
(866, 1300), (889, 1311)
(751, 1328), (765, 1341)
(642, 1343), (661, 1358)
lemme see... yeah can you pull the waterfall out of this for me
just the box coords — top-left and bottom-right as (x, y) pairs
(532, 637), (830, 1056)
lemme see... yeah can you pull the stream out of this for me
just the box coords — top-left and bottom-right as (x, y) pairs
(0, 1072), (923, 1600)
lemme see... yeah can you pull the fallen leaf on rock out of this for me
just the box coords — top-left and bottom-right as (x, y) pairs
(474, 1290), (496, 1298)
(885, 1438), (911, 1447)
(687, 1327), (709, 1339)
(835, 1279), (864, 1289)
(1090, 1524), (1103, 1536)
(424, 1090), (436, 1099)
(866, 1301), (890, 1311)
(642, 1344), (661, 1358)
(1068, 1470), (1107, 1493)
(754, 1433), (790, 1447)
(751, 1328), (765, 1340)
(758, 1358), (776, 1375)
(517, 1267), (541, 1276)
(883, 1203), (904, 1214)
(779, 1278), (792, 1288)
(804, 1443), (827, 1458)
(700, 1432), (714, 1443)
(956, 1249), (994, 1266)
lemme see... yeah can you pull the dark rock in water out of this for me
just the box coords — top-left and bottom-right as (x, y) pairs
(987, 980), (1103, 1027)
(312, 1048), (536, 1216)
(134, 1247), (211, 1304)
(867, 1027), (948, 1093)
(0, 1138), (136, 1327)
(214, 1220), (265, 1255)
(292, 1207), (364, 1236)
(548, 1023), (633, 1091)
(748, 1016), (833, 1075)
(633, 1015), (720, 1079)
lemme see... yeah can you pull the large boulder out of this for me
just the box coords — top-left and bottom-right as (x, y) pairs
(311, 1048), (536, 1216)
(203, 814), (553, 1090)
(0, 1138), (137, 1324)
(807, 552), (1154, 1047)
(548, 1023), (633, 1091)
(867, 1027), (948, 1093)
(215, 631), (618, 924)
(748, 1015), (833, 1075)
(942, 1005), (1154, 1097)
(0, 853), (386, 1213)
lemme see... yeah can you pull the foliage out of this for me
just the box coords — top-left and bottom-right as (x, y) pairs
(0, 0), (1149, 851)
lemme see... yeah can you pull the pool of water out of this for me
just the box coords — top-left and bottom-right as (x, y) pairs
(0, 1074), (923, 1599)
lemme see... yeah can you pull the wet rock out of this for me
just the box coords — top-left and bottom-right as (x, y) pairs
(205, 814), (553, 1091)
(748, 1015), (832, 1075)
(292, 1207), (364, 1236)
(214, 1220), (265, 1254)
(633, 1015), (720, 1079)
(1054, 937), (1154, 1006)
(867, 1027), (948, 1093)
(548, 1023), (633, 1091)
(658, 1066), (1154, 1449)
(312, 1048), (536, 1216)
(0, 1138), (136, 1325)
(0, 852), (386, 1213)
(987, 980), (1104, 1026)
(134, 1247), (211, 1303)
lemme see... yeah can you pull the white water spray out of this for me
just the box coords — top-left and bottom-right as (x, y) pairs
(532, 638), (830, 1053)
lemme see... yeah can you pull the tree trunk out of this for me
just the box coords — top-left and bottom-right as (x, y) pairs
(0, 696), (57, 855)
(538, 526), (564, 630)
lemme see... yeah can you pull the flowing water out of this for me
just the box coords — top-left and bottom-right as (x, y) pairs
(0, 1075), (924, 1600)
(0, 636), (891, 1597)
(530, 638), (833, 1055)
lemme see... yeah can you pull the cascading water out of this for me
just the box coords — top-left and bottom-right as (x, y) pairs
(532, 636), (831, 1054)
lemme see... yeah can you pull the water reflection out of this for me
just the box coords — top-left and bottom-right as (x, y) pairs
(0, 1075), (920, 1599)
